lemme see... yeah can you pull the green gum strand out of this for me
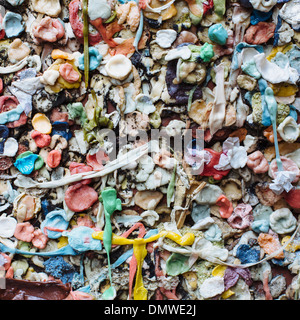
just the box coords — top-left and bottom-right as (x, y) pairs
(100, 188), (122, 299)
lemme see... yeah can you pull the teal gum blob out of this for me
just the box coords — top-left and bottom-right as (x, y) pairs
(208, 23), (228, 45)
(79, 47), (102, 71)
(3, 12), (24, 38)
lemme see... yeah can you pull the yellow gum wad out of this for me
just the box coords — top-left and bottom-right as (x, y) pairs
(92, 230), (195, 300)
(144, 0), (177, 20)
(270, 83), (298, 97)
(46, 58), (81, 93)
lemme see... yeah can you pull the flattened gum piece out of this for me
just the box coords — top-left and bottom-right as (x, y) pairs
(47, 150), (61, 168)
(244, 22), (276, 45)
(65, 183), (98, 212)
(14, 222), (34, 242)
(134, 190), (163, 210)
(59, 63), (80, 83)
(8, 38), (30, 62)
(32, 113), (52, 134)
(31, 130), (51, 148)
(257, 233), (284, 259)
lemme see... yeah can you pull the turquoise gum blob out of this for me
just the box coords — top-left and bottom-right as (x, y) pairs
(0, 104), (23, 125)
(3, 12), (24, 38)
(41, 209), (69, 239)
(14, 153), (39, 175)
(208, 23), (228, 45)
(15, 151), (44, 172)
(79, 47), (102, 71)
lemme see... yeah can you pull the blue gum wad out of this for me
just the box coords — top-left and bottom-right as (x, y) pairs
(14, 151), (44, 174)
(3, 12), (24, 38)
(208, 23), (228, 45)
(79, 47), (102, 71)
(44, 256), (78, 284)
(236, 244), (260, 264)
(40, 209), (69, 239)
(65, 226), (102, 252)
(51, 121), (72, 140)
(250, 9), (273, 25)
(14, 153), (39, 175)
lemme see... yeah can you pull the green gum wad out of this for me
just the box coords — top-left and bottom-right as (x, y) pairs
(166, 253), (190, 276)
(208, 23), (228, 45)
(200, 43), (214, 62)
(100, 187), (122, 216)
(67, 102), (88, 126)
(213, 0), (226, 17)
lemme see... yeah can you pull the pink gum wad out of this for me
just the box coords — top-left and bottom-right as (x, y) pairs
(247, 150), (269, 174)
(32, 16), (65, 43)
(269, 156), (300, 183)
(14, 222), (48, 249)
(59, 63), (80, 83)
(31, 130), (51, 148)
(227, 203), (253, 229)
(216, 194), (233, 218)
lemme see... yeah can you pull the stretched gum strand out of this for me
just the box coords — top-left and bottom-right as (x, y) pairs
(92, 230), (195, 300)
(265, 87), (283, 171)
(82, 0), (89, 88)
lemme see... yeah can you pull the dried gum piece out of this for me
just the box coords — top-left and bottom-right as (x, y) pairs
(32, 113), (52, 134)
(257, 233), (284, 259)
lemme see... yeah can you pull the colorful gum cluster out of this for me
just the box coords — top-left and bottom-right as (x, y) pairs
(0, 0), (300, 302)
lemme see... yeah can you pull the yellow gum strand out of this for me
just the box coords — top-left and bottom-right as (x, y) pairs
(92, 230), (195, 300)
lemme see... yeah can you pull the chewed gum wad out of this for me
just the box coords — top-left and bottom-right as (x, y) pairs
(1, 0), (300, 302)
